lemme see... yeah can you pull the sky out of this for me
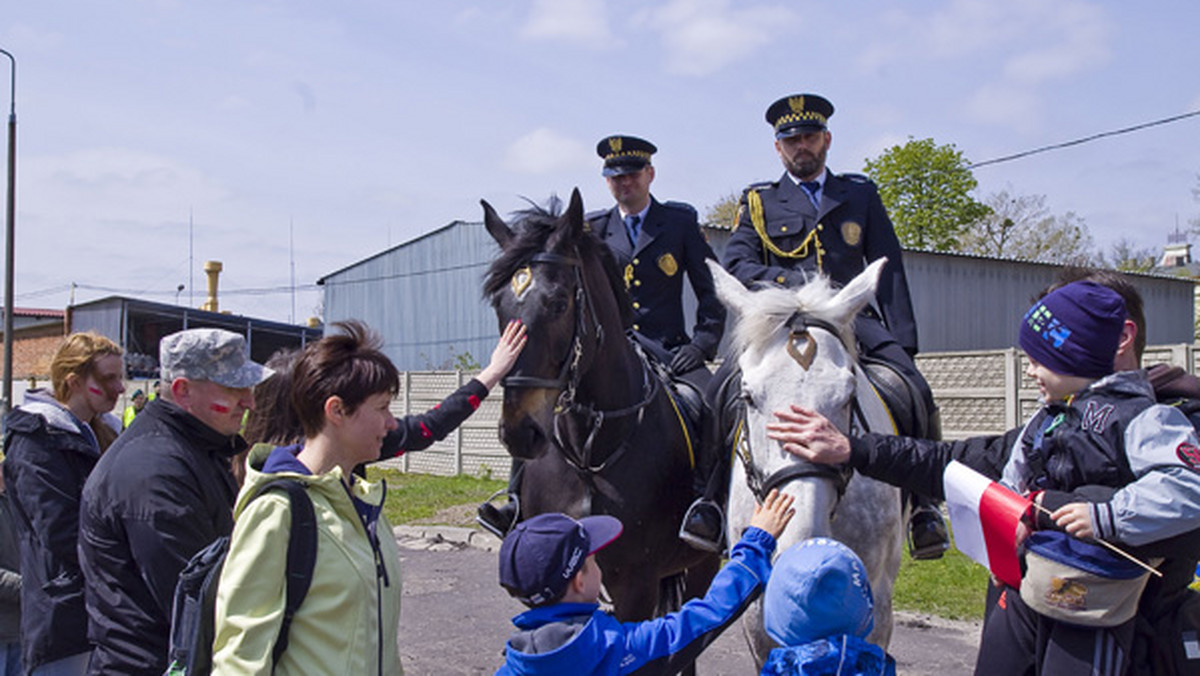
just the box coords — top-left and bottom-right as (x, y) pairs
(3, 0), (1199, 325)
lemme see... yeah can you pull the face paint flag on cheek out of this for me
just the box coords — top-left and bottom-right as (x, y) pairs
(210, 401), (232, 415)
(88, 385), (105, 396)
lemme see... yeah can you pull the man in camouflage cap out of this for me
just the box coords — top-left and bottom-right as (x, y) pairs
(79, 329), (272, 674)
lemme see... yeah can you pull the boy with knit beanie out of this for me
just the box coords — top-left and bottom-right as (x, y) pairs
(760, 538), (896, 675)
(767, 281), (1200, 675)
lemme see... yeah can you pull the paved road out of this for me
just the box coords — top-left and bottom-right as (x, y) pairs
(394, 527), (982, 675)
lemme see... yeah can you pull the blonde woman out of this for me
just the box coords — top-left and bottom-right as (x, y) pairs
(3, 333), (124, 675)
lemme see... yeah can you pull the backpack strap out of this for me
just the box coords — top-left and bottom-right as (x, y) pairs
(253, 479), (318, 666)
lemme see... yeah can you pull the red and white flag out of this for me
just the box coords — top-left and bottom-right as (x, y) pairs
(942, 460), (1031, 589)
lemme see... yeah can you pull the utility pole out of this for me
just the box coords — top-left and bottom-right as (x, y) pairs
(2, 48), (17, 417)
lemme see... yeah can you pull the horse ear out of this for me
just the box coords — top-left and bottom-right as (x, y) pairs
(481, 199), (513, 249)
(565, 188), (585, 238)
(831, 257), (887, 324)
(708, 260), (751, 318)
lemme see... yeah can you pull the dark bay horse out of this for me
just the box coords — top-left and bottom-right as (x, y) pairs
(482, 189), (719, 625)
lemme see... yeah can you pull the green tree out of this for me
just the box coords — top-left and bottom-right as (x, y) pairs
(959, 189), (1095, 265)
(863, 137), (990, 251)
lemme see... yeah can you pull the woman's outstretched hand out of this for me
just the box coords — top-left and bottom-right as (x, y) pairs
(477, 320), (528, 390)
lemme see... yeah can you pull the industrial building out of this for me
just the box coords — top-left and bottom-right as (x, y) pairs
(321, 221), (1197, 370)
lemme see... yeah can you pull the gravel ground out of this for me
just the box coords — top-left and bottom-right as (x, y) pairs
(393, 525), (982, 675)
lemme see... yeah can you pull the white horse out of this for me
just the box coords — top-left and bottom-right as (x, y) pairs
(710, 258), (904, 666)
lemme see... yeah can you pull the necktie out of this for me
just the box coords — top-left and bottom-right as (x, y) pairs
(625, 214), (641, 245)
(800, 181), (821, 209)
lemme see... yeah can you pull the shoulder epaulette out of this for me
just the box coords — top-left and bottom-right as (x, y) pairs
(738, 180), (778, 204)
(661, 200), (698, 217)
(584, 209), (609, 222)
(838, 172), (875, 185)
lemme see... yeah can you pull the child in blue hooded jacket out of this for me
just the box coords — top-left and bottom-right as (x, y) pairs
(496, 489), (794, 675)
(760, 538), (895, 675)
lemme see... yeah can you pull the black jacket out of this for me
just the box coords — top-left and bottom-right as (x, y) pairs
(588, 198), (726, 359)
(379, 378), (490, 459)
(847, 365), (1200, 616)
(3, 397), (100, 669)
(723, 171), (918, 354)
(0, 489), (22, 646)
(79, 398), (244, 675)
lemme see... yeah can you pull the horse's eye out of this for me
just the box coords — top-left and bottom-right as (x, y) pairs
(547, 297), (569, 316)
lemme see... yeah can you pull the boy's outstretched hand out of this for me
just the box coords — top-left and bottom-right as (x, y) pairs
(749, 488), (795, 540)
(477, 320), (528, 390)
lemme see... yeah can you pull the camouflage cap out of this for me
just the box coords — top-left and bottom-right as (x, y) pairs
(159, 328), (274, 388)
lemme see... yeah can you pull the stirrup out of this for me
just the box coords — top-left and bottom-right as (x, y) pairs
(476, 489), (519, 539)
(678, 498), (725, 554)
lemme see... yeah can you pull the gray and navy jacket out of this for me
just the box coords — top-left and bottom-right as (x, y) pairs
(2, 389), (101, 670)
(999, 370), (1200, 548)
(496, 527), (775, 676)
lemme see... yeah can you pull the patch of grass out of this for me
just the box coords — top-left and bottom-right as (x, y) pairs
(893, 534), (990, 621)
(366, 467), (505, 526)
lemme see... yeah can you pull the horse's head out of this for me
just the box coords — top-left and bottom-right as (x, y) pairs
(482, 189), (631, 458)
(711, 259), (886, 537)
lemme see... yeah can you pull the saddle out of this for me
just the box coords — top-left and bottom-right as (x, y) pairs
(628, 332), (706, 455)
(860, 355), (940, 441)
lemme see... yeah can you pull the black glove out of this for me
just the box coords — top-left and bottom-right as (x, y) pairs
(669, 344), (706, 375)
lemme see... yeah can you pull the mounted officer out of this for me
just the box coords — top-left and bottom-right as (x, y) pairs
(478, 135), (729, 552)
(719, 93), (949, 559)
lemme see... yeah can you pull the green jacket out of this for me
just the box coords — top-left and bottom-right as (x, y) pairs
(212, 443), (403, 675)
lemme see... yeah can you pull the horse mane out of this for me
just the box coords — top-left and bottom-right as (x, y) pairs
(729, 275), (858, 361)
(483, 196), (633, 327)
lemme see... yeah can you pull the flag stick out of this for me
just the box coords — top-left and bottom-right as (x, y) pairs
(1031, 503), (1162, 578)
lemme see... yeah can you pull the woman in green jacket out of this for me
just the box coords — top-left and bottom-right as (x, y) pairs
(212, 319), (524, 674)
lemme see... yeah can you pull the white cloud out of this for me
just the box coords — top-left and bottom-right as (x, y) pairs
(502, 128), (592, 174)
(635, 0), (797, 76)
(858, 0), (1111, 131)
(520, 0), (612, 47)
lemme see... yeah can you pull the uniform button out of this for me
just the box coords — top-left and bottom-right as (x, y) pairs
(632, 302), (640, 309)
(632, 324), (640, 330)
(633, 280), (641, 287)
(776, 276), (786, 284)
(781, 226), (789, 232)
(632, 258), (639, 265)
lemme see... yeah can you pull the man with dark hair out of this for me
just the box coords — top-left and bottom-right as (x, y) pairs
(79, 329), (273, 675)
(719, 92), (946, 559)
(770, 268), (1200, 675)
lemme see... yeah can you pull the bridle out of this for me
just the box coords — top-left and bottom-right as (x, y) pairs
(500, 250), (659, 475)
(734, 311), (865, 504)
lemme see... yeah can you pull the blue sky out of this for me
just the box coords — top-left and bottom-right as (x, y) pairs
(4, 0), (1199, 324)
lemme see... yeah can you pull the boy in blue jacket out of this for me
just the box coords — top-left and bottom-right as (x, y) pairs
(496, 489), (794, 675)
(760, 538), (895, 676)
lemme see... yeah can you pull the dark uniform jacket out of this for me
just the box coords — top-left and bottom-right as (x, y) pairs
(588, 197), (725, 359)
(378, 377), (489, 459)
(3, 396), (99, 670)
(79, 398), (244, 675)
(722, 170), (918, 354)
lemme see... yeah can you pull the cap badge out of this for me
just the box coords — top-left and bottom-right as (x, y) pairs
(609, 137), (623, 154)
(657, 253), (678, 277)
(789, 96), (806, 114)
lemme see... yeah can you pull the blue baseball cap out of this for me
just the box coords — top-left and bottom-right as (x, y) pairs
(498, 513), (623, 606)
(763, 538), (875, 646)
